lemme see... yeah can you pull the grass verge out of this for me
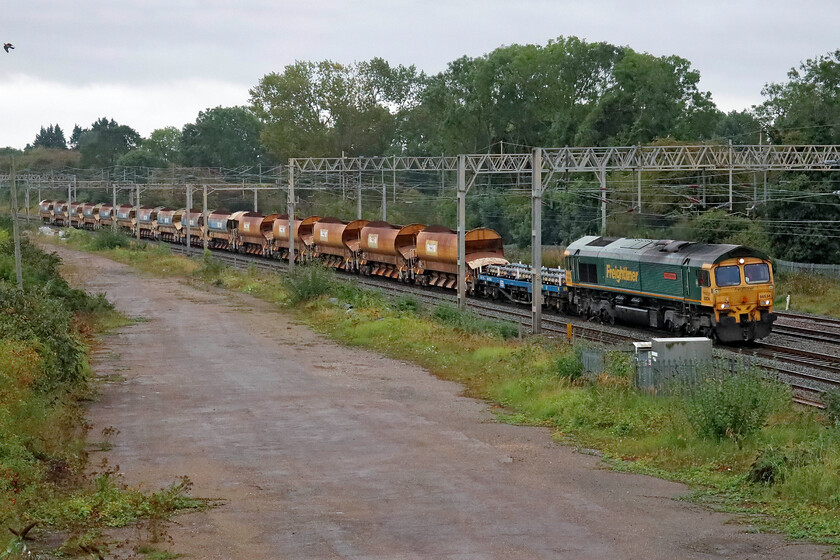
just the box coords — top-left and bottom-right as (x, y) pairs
(775, 271), (840, 317)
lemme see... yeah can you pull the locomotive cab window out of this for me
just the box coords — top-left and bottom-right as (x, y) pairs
(697, 269), (710, 287)
(715, 265), (741, 287)
(744, 263), (770, 284)
(579, 262), (598, 284)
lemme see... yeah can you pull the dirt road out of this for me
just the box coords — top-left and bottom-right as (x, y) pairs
(50, 245), (826, 559)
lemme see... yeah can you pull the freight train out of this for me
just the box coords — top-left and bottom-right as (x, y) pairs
(38, 199), (776, 342)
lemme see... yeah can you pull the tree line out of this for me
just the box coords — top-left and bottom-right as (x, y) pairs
(4, 38), (840, 262)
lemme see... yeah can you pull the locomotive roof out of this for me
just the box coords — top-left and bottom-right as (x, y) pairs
(566, 236), (769, 265)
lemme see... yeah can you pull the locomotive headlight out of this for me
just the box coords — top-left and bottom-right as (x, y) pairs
(719, 303), (730, 309)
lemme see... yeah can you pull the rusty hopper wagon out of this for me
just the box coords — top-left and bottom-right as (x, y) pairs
(95, 203), (115, 229)
(52, 201), (68, 226)
(180, 209), (204, 246)
(414, 226), (508, 289)
(80, 203), (97, 230)
(359, 222), (425, 280)
(136, 206), (159, 239)
(155, 208), (181, 242)
(271, 215), (321, 262)
(312, 218), (369, 270)
(38, 200), (54, 223)
(206, 210), (234, 250)
(115, 205), (135, 232)
(234, 212), (280, 255)
(68, 202), (82, 228)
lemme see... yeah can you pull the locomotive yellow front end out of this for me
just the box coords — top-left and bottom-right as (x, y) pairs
(707, 256), (776, 342)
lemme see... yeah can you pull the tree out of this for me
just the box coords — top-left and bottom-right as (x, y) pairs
(715, 110), (762, 145)
(180, 106), (266, 168)
(31, 124), (67, 150)
(764, 175), (840, 263)
(755, 50), (840, 144)
(576, 50), (719, 145)
(69, 125), (84, 150)
(405, 37), (719, 154)
(116, 127), (183, 169)
(144, 127), (183, 164)
(77, 118), (141, 168)
(250, 59), (419, 160)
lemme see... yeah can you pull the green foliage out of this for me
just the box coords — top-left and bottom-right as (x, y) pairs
(89, 230), (132, 250)
(555, 350), (583, 380)
(251, 59), (420, 160)
(328, 283), (385, 309)
(393, 296), (419, 314)
(282, 263), (335, 304)
(31, 124), (67, 150)
(823, 389), (840, 424)
(756, 49), (840, 145)
(715, 110), (763, 144)
(117, 126), (183, 169)
(681, 369), (790, 442)
(687, 209), (771, 254)
(764, 175), (840, 263)
(180, 106), (267, 168)
(0, 285), (88, 390)
(431, 304), (518, 339)
(747, 446), (794, 485)
(193, 249), (226, 279)
(77, 117), (141, 168)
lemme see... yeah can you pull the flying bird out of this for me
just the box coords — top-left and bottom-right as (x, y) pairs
(3, 43), (13, 53)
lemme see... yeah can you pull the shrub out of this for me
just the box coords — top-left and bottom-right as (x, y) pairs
(681, 368), (790, 442)
(431, 304), (518, 339)
(822, 388), (840, 424)
(0, 286), (88, 391)
(747, 446), (790, 484)
(89, 231), (131, 250)
(330, 283), (385, 309)
(555, 351), (583, 380)
(283, 263), (335, 304)
(393, 296), (419, 314)
(194, 249), (226, 279)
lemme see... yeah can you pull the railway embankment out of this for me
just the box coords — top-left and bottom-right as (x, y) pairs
(34, 229), (840, 554)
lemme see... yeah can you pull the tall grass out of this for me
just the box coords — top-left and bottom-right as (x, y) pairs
(283, 263), (335, 304)
(89, 230), (132, 250)
(775, 271), (840, 317)
(432, 304), (518, 339)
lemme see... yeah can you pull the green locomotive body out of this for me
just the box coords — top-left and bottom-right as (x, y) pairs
(564, 236), (776, 342)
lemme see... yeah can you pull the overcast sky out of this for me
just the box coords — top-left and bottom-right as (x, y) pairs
(1, 0), (837, 149)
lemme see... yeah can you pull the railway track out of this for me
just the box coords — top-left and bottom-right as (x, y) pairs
(773, 311), (840, 344)
(28, 228), (836, 408)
